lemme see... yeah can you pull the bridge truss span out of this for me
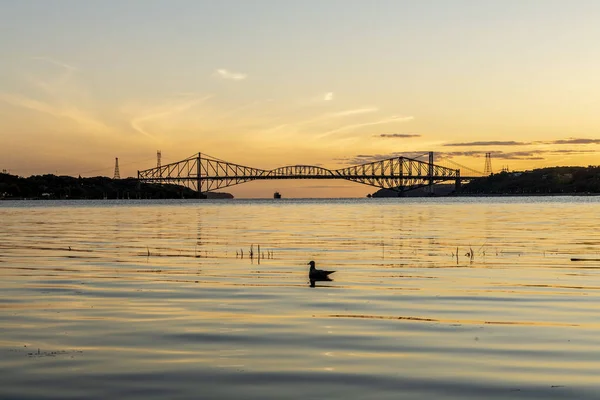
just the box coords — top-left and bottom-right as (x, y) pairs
(138, 152), (462, 194)
(266, 165), (336, 179)
(335, 156), (459, 192)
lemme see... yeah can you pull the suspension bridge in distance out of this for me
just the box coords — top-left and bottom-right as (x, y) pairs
(137, 152), (487, 195)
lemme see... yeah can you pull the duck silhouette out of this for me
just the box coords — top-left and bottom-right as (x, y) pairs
(308, 261), (335, 287)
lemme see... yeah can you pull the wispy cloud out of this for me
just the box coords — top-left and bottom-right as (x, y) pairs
(27, 56), (78, 92)
(486, 151), (545, 160)
(378, 133), (421, 138)
(32, 56), (77, 73)
(440, 150), (545, 160)
(543, 138), (600, 145)
(263, 107), (378, 134)
(306, 92), (334, 103)
(335, 152), (416, 165)
(444, 138), (600, 147)
(330, 107), (378, 117)
(440, 148), (595, 160)
(496, 152), (546, 160)
(333, 146), (598, 170)
(444, 140), (527, 147)
(0, 93), (58, 116)
(548, 149), (597, 154)
(0, 92), (110, 132)
(0, 57), (113, 133)
(129, 94), (212, 138)
(318, 115), (414, 138)
(214, 68), (247, 81)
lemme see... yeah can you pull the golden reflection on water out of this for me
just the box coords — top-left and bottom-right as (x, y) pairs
(1, 198), (600, 399)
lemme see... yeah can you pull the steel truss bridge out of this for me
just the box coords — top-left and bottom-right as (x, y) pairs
(138, 152), (479, 195)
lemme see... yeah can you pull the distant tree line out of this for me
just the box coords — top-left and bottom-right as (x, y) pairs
(0, 173), (203, 199)
(370, 166), (600, 197)
(3, 166), (598, 199)
(458, 166), (600, 195)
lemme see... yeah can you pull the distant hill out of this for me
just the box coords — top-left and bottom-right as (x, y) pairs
(369, 166), (600, 197)
(458, 166), (600, 195)
(0, 173), (234, 200)
(206, 192), (234, 199)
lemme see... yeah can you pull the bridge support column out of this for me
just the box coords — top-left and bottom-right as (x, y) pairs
(455, 169), (461, 192)
(197, 153), (202, 198)
(136, 170), (141, 199)
(428, 152), (434, 194)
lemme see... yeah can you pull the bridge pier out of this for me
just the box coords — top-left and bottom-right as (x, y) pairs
(455, 170), (461, 191)
(428, 152), (434, 195)
(196, 153), (202, 196)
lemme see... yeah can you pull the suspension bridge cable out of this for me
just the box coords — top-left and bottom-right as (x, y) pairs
(197, 152), (269, 169)
(410, 152), (431, 160)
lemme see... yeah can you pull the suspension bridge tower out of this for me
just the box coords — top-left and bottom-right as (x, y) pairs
(113, 157), (121, 179)
(484, 152), (493, 175)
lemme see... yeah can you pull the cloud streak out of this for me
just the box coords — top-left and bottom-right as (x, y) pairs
(444, 141), (527, 147)
(129, 94), (212, 138)
(548, 149), (597, 154)
(318, 115), (414, 138)
(32, 56), (77, 73)
(0, 56), (115, 134)
(445, 138), (600, 147)
(0, 92), (110, 132)
(214, 68), (247, 81)
(27, 56), (79, 93)
(378, 133), (421, 138)
(334, 152), (431, 165)
(440, 151), (545, 160)
(440, 148), (597, 160)
(545, 138), (600, 145)
(330, 107), (378, 117)
(337, 147), (598, 167)
(263, 107), (379, 134)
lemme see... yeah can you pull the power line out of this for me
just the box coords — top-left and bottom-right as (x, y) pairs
(436, 156), (484, 176)
(62, 156), (157, 177)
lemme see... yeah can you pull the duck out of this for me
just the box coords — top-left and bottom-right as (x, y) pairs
(308, 260), (335, 280)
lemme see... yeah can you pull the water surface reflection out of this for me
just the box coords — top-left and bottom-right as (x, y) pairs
(1, 197), (600, 399)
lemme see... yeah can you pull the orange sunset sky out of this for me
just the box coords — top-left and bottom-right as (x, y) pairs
(1, 0), (599, 197)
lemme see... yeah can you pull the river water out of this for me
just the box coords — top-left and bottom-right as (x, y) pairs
(1, 197), (599, 399)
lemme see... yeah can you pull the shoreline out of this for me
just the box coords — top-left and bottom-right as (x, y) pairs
(2, 192), (600, 201)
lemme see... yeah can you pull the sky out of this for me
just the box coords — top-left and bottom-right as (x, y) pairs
(1, 0), (599, 198)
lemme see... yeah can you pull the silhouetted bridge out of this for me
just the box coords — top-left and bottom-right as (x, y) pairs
(138, 152), (484, 194)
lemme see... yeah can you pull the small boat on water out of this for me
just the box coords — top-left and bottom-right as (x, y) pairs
(273, 191), (282, 199)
